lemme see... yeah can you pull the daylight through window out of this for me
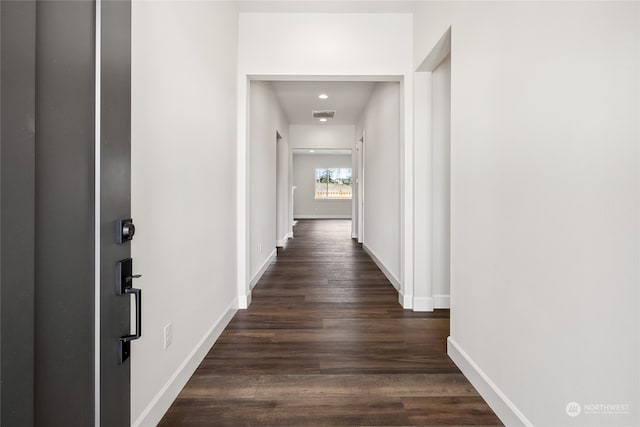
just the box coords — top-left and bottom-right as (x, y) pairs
(315, 168), (352, 200)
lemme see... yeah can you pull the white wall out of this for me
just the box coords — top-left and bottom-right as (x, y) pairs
(289, 125), (355, 150)
(431, 54), (451, 305)
(414, 2), (639, 426)
(293, 153), (352, 218)
(131, 1), (238, 425)
(239, 13), (412, 76)
(237, 12), (414, 307)
(249, 81), (288, 281)
(357, 82), (402, 286)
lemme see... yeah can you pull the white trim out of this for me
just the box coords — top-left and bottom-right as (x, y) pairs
(294, 215), (352, 219)
(356, 137), (364, 244)
(238, 292), (252, 310)
(276, 234), (289, 248)
(351, 232), (357, 239)
(132, 301), (238, 427)
(433, 294), (450, 309)
(413, 27), (452, 325)
(239, 75), (411, 316)
(401, 74), (415, 323)
(287, 231), (293, 239)
(362, 243), (401, 291)
(250, 74), (403, 82)
(236, 75), (249, 319)
(250, 248), (276, 290)
(412, 71), (433, 314)
(412, 296), (434, 312)
(398, 289), (413, 309)
(351, 143), (357, 239)
(94, 1), (102, 425)
(447, 337), (534, 427)
(417, 27), (452, 72)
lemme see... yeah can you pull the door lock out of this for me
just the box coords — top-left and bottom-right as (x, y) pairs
(115, 257), (142, 295)
(116, 218), (135, 244)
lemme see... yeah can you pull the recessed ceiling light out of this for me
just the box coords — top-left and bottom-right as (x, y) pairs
(309, 150), (315, 153)
(319, 118), (328, 122)
(318, 93), (328, 100)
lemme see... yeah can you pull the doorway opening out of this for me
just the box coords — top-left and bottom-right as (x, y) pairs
(292, 148), (353, 221)
(240, 78), (406, 309)
(356, 132), (365, 244)
(276, 130), (288, 249)
(414, 27), (452, 312)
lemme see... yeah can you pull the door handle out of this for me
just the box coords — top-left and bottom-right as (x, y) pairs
(116, 257), (142, 364)
(121, 287), (141, 342)
(118, 286), (141, 365)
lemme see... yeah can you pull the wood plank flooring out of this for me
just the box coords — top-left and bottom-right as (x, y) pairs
(160, 220), (501, 426)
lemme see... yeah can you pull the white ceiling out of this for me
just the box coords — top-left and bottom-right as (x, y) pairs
(270, 81), (376, 125)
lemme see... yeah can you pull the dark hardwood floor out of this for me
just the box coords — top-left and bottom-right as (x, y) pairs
(160, 220), (501, 426)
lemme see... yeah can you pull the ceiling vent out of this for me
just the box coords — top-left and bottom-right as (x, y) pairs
(312, 110), (336, 119)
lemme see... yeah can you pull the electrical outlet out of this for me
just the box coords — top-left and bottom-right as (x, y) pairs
(163, 323), (173, 349)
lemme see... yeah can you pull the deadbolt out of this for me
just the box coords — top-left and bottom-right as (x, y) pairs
(116, 218), (135, 244)
(122, 221), (135, 239)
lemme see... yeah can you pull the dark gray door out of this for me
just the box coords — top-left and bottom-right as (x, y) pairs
(100, 1), (133, 425)
(1, 2), (36, 425)
(34, 1), (100, 425)
(1, 0), (133, 424)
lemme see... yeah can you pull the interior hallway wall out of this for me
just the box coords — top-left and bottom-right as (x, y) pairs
(414, 2), (640, 425)
(131, 2), (238, 425)
(249, 81), (289, 282)
(357, 82), (402, 286)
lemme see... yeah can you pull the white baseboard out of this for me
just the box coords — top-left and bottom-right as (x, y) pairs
(132, 300), (238, 427)
(447, 337), (533, 427)
(294, 214), (352, 219)
(434, 294), (450, 309)
(362, 243), (401, 290)
(412, 296), (434, 312)
(351, 232), (357, 239)
(250, 248), (276, 290)
(287, 231), (293, 239)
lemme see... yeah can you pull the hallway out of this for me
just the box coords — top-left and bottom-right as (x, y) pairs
(160, 220), (501, 426)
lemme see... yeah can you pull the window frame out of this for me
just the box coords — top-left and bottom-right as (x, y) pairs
(314, 167), (353, 200)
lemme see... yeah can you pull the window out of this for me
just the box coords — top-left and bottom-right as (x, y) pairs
(315, 168), (352, 199)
